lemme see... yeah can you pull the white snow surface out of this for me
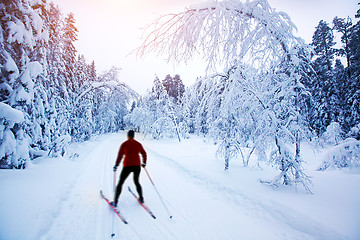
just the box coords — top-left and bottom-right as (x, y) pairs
(0, 102), (24, 123)
(7, 19), (33, 46)
(0, 133), (359, 240)
(4, 51), (19, 78)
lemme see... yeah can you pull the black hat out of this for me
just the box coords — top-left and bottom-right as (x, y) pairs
(127, 130), (135, 138)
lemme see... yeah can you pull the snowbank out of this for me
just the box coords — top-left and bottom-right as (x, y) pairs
(318, 138), (360, 171)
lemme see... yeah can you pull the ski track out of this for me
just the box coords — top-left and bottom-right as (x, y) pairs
(37, 134), (350, 240)
(38, 134), (195, 240)
(38, 136), (122, 240)
(147, 147), (350, 240)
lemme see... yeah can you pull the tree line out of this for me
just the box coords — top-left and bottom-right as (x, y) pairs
(1, 0), (359, 192)
(128, 0), (360, 192)
(306, 14), (360, 137)
(0, 0), (136, 169)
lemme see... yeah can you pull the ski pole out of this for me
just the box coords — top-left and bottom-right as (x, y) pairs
(144, 167), (173, 219)
(113, 171), (117, 192)
(111, 170), (117, 238)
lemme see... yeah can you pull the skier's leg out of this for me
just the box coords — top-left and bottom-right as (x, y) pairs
(133, 166), (143, 200)
(114, 167), (131, 204)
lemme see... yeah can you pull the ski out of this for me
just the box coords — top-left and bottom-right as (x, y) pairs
(100, 190), (128, 224)
(128, 187), (156, 219)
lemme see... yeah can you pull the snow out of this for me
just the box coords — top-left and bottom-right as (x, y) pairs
(7, 19), (33, 46)
(29, 9), (44, 39)
(318, 138), (360, 170)
(12, 85), (33, 105)
(4, 51), (19, 78)
(27, 61), (43, 78)
(0, 128), (17, 164)
(0, 102), (24, 124)
(0, 132), (359, 240)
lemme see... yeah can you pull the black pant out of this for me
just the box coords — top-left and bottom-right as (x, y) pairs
(114, 166), (143, 204)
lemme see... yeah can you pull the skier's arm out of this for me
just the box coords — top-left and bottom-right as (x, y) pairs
(140, 145), (147, 167)
(115, 144), (125, 167)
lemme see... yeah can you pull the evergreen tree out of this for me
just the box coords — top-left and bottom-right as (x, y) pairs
(161, 74), (185, 102)
(333, 16), (353, 78)
(0, 1), (138, 168)
(310, 20), (339, 134)
(0, 0), (50, 168)
(349, 4), (360, 79)
(172, 74), (185, 102)
(63, 12), (78, 93)
(345, 5), (360, 134)
(312, 20), (336, 71)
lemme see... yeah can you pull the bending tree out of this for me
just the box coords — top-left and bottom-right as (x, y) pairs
(137, 0), (312, 192)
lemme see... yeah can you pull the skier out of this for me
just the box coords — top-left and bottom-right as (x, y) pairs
(112, 130), (147, 207)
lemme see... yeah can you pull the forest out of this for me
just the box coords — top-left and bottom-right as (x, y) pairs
(1, 0), (359, 192)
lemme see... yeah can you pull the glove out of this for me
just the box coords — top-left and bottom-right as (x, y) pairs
(113, 165), (118, 172)
(141, 163), (146, 168)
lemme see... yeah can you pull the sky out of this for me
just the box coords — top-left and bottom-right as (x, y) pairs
(51, 0), (359, 94)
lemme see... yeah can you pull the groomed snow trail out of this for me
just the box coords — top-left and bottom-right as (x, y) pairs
(36, 133), (349, 240)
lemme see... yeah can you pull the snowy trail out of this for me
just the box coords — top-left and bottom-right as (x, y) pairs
(40, 134), (349, 240)
(37, 134), (200, 240)
(39, 136), (117, 239)
(1, 133), (355, 240)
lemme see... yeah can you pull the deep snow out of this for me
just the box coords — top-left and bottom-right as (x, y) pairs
(0, 132), (359, 240)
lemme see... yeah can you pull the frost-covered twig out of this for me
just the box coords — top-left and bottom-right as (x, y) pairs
(135, 0), (300, 70)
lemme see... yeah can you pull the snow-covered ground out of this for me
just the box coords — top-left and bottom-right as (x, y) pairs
(1, 132), (359, 240)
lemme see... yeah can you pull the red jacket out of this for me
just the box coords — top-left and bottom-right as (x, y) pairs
(115, 139), (147, 167)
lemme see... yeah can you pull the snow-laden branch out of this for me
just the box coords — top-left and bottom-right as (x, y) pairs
(74, 81), (138, 106)
(135, 0), (300, 70)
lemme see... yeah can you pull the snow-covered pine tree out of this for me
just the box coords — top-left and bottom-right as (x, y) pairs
(181, 78), (202, 135)
(172, 74), (185, 103)
(346, 7), (360, 138)
(162, 74), (185, 103)
(161, 74), (184, 140)
(0, 102), (24, 168)
(333, 16), (353, 79)
(0, 0), (53, 168)
(62, 12), (77, 93)
(1, 1), (138, 168)
(309, 20), (339, 135)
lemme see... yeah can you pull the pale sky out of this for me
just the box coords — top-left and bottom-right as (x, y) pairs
(51, 0), (358, 94)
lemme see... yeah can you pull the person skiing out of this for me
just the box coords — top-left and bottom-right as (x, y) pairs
(112, 130), (147, 207)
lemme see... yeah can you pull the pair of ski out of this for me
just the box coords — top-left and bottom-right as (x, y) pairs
(100, 187), (156, 225)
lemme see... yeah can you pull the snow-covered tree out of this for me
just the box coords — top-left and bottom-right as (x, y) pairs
(0, 102), (25, 168)
(137, 0), (313, 191)
(345, 7), (360, 136)
(312, 20), (336, 72)
(309, 20), (339, 135)
(318, 138), (360, 171)
(162, 74), (185, 103)
(0, 1), (138, 168)
(322, 122), (344, 145)
(62, 12), (78, 93)
(126, 76), (182, 141)
(0, 0), (52, 167)
(333, 16), (353, 79)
